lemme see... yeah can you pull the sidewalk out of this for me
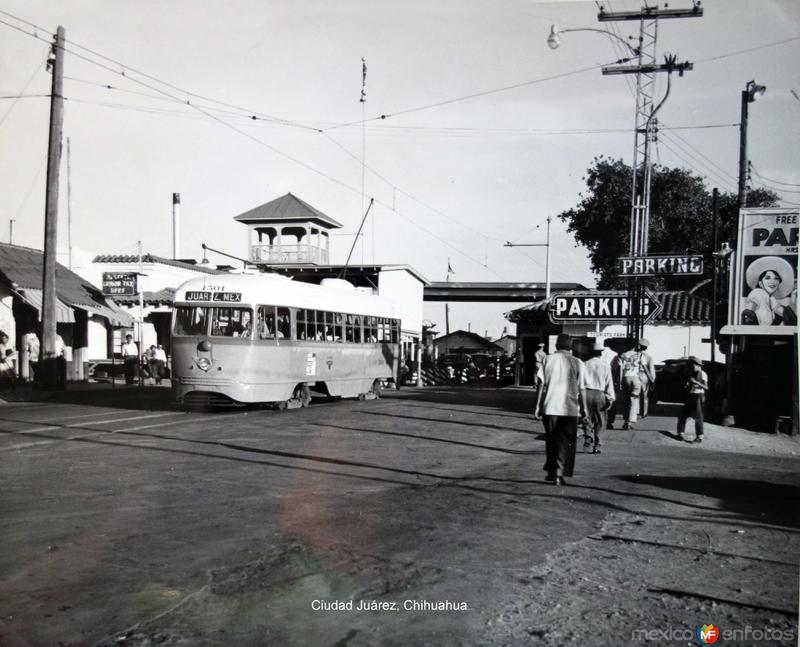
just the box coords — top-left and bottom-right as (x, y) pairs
(607, 404), (800, 458)
(0, 379), (177, 411)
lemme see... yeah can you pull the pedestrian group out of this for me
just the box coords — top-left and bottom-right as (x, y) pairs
(535, 335), (707, 486)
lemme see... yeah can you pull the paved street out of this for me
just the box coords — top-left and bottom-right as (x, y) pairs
(0, 385), (798, 646)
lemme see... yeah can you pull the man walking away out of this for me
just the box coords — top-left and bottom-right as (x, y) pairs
(583, 339), (615, 453)
(636, 338), (656, 419)
(535, 334), (587, 486)
(677, 356), (708, 443)
(618, 339), (646, 430)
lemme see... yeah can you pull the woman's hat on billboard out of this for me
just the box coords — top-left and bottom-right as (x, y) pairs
(745, 256), (794, 298)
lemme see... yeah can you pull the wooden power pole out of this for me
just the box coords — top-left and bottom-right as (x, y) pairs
(40, 25), (65, 389)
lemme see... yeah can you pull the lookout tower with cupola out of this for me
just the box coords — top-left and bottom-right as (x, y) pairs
(234, 193), (342, 265)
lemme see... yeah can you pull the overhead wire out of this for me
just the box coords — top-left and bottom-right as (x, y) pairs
(656, 135), (738, 193)
(0, 8), (790, 278)
(0, 50), (48, 129)
(659, 122), (739, 185)
(0, 18), (519, 275)
(749, 163), (800, 187)
(320, 63), (605, 132)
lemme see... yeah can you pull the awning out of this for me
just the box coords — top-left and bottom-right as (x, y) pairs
(15, 288), (76, 323)
(74, 302), (134, 328)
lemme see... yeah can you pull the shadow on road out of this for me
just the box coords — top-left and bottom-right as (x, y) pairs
(387, 386), (536, 415)
(617, 474), (800, 529)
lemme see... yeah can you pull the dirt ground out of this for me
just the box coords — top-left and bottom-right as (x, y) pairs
(0, 385), (797, 646)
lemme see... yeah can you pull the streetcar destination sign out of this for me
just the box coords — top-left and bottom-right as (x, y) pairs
(549, 290), (662, 324)
(185, 291), (242, 302)
(102, 272), (138, 296)
(618, 254), (704, 277)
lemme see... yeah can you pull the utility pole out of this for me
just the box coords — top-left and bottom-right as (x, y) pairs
(67, 136), (73, 270)
(505, 216), (551, 388)
(504, 215), (552, 299)
(598, 2), (701, 340)
(40, 25), (65, 390)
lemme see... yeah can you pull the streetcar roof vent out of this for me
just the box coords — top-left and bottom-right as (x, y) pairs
(320, 278), (356, 291)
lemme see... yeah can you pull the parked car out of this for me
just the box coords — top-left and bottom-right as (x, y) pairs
(653, 358), (725, 404)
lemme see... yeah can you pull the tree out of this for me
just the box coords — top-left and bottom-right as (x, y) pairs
(559, 156), (779, 291)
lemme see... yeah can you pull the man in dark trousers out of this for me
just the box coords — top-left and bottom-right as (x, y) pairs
(677, 356), (708, 443)
(535, 333), (587, 485)
(121, 334), (139, 385)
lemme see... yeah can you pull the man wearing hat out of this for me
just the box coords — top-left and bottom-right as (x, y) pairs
(617, 338), (655, 429)
(677, 356), (708, 442)
(582, 338), (615, 453)
(535, 333), (587, 485)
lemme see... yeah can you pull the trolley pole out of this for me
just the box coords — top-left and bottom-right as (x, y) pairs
(40, 25), (65, 390)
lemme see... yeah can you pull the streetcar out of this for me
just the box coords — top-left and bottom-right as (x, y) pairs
(171, 272), (401, 407)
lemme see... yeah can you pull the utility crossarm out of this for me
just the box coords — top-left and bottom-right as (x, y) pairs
(597, 5), (703, 22)
(602, 61), (693, 76)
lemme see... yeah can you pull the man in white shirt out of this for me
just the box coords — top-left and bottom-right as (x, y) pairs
(636, 338), (656, 419)
(617, 337), (655, 430)
(582, 339), (615, 453)
(535, 333), (587, 485)
(152, 344), (168, 384)
(121, 334), (139, 385)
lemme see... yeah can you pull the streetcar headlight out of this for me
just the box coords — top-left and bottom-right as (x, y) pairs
(195, 357), (212, 372)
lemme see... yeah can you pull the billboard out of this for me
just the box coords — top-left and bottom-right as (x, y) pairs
(730, 208), (798, 335)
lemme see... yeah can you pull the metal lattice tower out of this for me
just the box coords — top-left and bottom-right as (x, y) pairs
(630, 14), (658, 257)
(599, 2), (702, 338)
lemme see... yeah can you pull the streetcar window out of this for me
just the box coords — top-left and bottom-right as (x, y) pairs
(333, 313), (344, 342)
(296, 308), (318, 340)
(210, 307), (253, 338)
(277, 308), (291, 339)
(307, 309), (318, 340)
(316, 311), (327, 341)
(391, 319), (399, 344)
(175, 306), (209, 336)
(345, 314), (362, 344)
(257, 305), (275, 339)
(364, 316), (377, 343)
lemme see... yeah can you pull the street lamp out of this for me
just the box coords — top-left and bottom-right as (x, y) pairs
(547, 24), (639, 57)
(738, 80), (766, 209)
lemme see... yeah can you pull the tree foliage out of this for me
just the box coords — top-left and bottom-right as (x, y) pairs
(558, 157), (779, 291)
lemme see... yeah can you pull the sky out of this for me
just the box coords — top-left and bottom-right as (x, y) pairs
(0, 0), (798, 338)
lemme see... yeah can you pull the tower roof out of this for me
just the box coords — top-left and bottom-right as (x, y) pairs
(233, 192), (343, 229)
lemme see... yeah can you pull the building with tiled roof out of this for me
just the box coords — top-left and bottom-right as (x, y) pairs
(0, 243), (133, 380)
(76, 253), (231, 355)
(504, 290), (718, 385)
